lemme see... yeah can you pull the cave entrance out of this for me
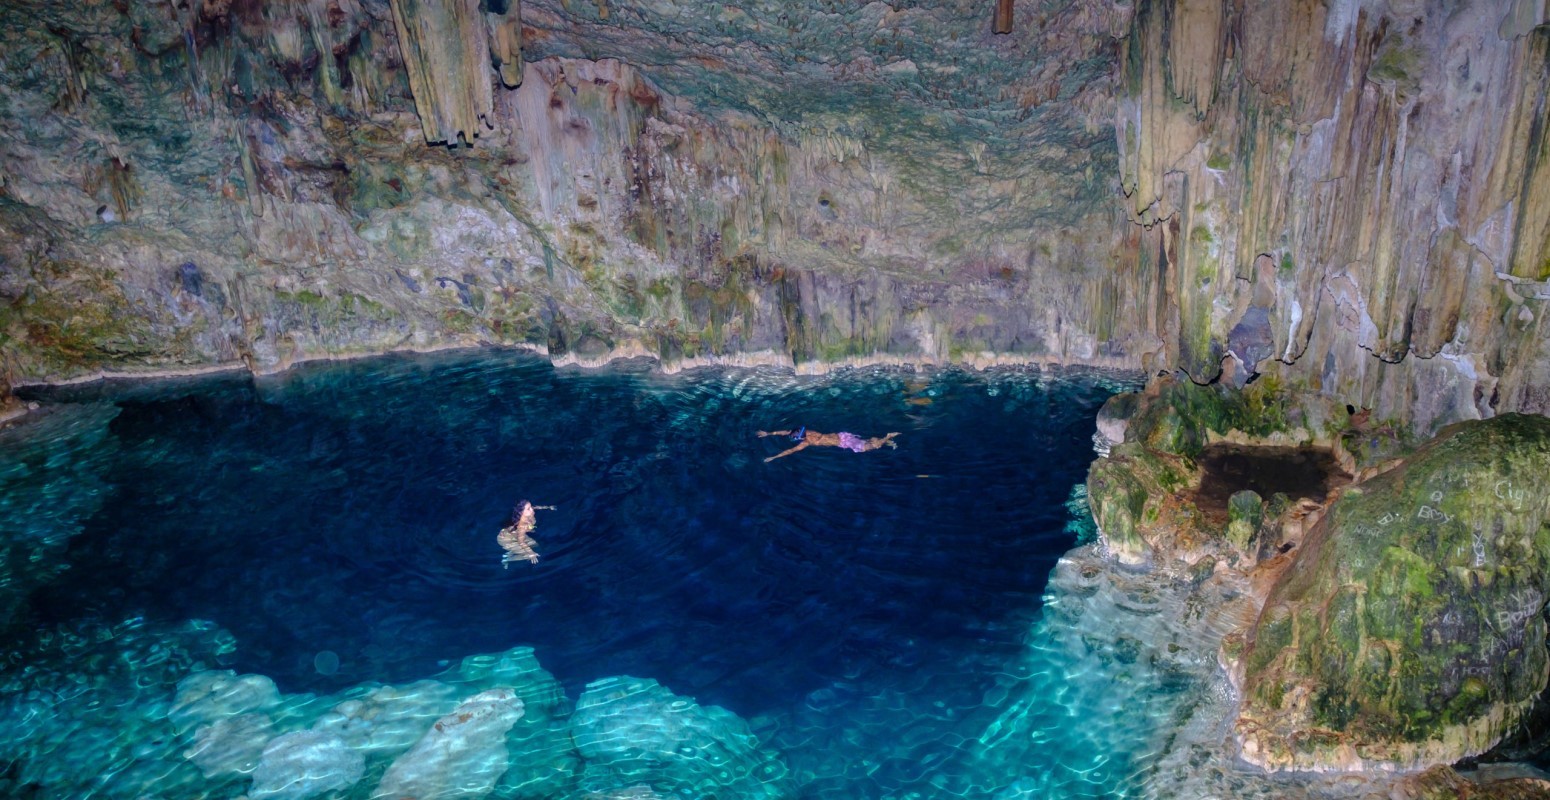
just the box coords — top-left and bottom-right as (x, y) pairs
(1193, 444), (1350, 522)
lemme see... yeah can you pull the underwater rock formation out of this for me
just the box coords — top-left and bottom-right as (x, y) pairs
(570, 675), (792, 798)
(250, 729), (366, 800)
(374, 688), (525, 799)
(1236, 413), (1550, 772)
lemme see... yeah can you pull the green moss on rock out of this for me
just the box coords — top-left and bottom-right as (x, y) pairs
(1238, 413), (1550, 771)
(1227, 489), (1263, 551)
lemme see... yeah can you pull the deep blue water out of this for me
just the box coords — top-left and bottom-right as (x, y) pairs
(2, 352), (1159, 798)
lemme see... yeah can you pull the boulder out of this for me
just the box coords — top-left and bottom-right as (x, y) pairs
(249, 729), (365, 800)
(168, 671), (280, 735)
(373, 688), (526, 800)
(310, 680), (464, 759)
(569, 676), (790, 799)
(184, 713), (275, 779)
(1236, 414), (1550, 771)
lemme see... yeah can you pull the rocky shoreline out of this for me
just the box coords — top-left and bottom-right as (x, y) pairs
(1085, 375), (1550, 798)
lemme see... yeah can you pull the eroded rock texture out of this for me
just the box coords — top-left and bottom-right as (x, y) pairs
(1119, 0), (1550, 434)
(0, 0), (1546, 434)
(1237, 413), (1550, 772)
(0, 0), (1153, 396)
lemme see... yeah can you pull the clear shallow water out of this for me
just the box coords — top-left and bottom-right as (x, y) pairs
(0, 352), (1219, 799)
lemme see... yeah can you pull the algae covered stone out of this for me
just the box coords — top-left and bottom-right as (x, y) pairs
(1237, 414), (1550, 771)
(1086, 441), (1201, 564)
(1226, 490), (1264, 552)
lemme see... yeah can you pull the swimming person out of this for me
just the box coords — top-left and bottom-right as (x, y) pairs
(498, 500), (555, 567)
(757, 427), (900, 462)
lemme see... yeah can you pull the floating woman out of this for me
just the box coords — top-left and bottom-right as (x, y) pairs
(757, 427), (900, 462)
(497, 500), (554, 567)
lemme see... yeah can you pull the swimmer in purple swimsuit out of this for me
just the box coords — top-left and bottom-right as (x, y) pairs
(756, 427), (900, 462)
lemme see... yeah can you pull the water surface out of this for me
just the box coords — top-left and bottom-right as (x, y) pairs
(1, 351), (1184, 798)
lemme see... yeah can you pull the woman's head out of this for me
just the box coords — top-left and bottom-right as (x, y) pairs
(791, 426), (806, 441)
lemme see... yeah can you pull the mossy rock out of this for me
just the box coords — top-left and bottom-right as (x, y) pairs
(1126, 376), (1301, 459)
(1086, 442), (1198, 564)
(1238, 414), (1550, 771)
(1227, 489), (1263, 551)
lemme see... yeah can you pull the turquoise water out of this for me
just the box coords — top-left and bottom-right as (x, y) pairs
(0, 352), (1225, 799)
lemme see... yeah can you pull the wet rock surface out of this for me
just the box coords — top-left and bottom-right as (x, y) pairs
(1237, 413), (1550, 772)
(1088, 380), (1550, 784)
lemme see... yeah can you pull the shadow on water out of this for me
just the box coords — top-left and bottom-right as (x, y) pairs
(22, 352), (1130, 723)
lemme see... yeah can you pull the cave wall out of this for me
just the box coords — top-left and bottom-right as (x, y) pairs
(1, 0), (1547, 438)
(0, 0), (1157, 396)
(1119, 0), (1550, 435)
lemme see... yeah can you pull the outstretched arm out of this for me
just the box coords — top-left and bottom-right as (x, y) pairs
(764, 440), (811, 462)
(756, 430), (793, 438)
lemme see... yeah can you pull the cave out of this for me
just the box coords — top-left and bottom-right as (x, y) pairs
(2, 0), (1550, 797)
(1193, 443), (1350, 521)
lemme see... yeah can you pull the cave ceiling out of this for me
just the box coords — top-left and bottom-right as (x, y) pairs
(516, 0), (1128, 197)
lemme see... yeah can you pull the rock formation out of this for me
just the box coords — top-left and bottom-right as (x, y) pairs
(0, 0), (1147, 401)
(374, 687), (526, 799)
(1089, 380), (1550, 777)
(570, 675), (792, 799)
(1237, 413), (1550, 772)
(0, 1), (1545, 437)
(1118, 0), (1550, 434)
(3, 0), (1550, 789)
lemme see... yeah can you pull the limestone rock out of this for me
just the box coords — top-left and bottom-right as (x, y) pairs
(168, 671), (281, 735)
(309, 680), (464, 759)
(1086, 441), (1193, 565)
(373, 687), (526, 800)
(388, 0), (494, 145)
(184, 713), (276, 779)
(570, 676), (790, 799)
(1236, 414), (1550, 772)
(1094, 391), (1140, 449)
(1118, 0), (1550, 432)
(1226, 489), (1264, 552)
(249, 729), (365, 800)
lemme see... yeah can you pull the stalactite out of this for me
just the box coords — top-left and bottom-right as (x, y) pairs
(993, 0), (1013, 34)
(388, 0), (494, 145)
(486, 0), (523, 89)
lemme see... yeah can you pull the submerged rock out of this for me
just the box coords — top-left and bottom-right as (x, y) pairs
(184, 712), (276, 779)
(168, 671), (281, 735)
(249, 729), (365, 800)
(373, 688), (526, 800)
(310, 680), (465, 759)
(1236, 414), (1550, 772)
(570, 676), (791, 799)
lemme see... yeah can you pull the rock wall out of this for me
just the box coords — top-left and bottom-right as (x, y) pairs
(0, 0), (1156, 397)
(1118, 0), (1550, 435)
(1, 0), (1547, 439)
